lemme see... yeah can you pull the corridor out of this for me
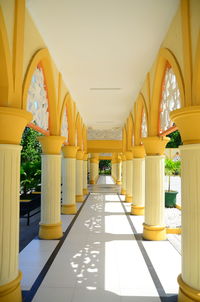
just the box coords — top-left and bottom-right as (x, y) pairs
(21, 176), (180, 302)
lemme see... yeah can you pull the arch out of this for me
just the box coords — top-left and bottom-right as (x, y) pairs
(193, 33), (200, 106)
(75, 112), (83, 150)
(60, 94), (69, 144)
(82, 125), (87, 152)
(22, 48), (58, 135)
(150, 48), (185, 136)
(122, 126), (127, 153)
(134, 93), (148, 145)
(0, 8), (13, 106)
(126, 113), (134, 151)
(65, 94), (76, 145)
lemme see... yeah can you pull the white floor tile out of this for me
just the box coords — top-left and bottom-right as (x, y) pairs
(33, 287), (75, 302)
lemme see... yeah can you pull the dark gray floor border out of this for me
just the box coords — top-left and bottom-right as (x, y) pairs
(118, 194), (178, 302)
(23, 194), (90, 302)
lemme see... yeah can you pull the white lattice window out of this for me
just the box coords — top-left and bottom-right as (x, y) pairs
(27, 67), (49, 130)
(160, 67), (181, 133)
(141, 110), (147, 137)
(61, 109), (68, 142)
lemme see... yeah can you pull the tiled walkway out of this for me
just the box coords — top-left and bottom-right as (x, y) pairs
(21, 176), (181, 302)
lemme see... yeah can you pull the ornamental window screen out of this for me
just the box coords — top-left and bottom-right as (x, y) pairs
(141, 110), (147, 137)
(27, 67), (49, 130)
(61, 109), (68, 142)
(160, 67), (181, 133)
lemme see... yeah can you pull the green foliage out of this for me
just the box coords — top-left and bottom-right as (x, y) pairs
(20, 128), (42, 195)
(20, 161), (41, 195)
(166, 130), (182, 148)
(99, 160), (111, 175)
(165, 159), (181, 191)
(21, 127), (42, 162)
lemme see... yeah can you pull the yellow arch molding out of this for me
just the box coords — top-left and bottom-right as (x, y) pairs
(82, 125), (87, 152)
(122, 126), (127, 152)
(65, 94), (76, 145)
(0, 7), (13, 107)
(126, 113), (134, 151)
(22, 48), (59, 135)
(59, 92), (69, 143)
(134, 93), (149, 146)
(75, 112), (83, 150)
(150, 48), (185, 136)
(193, 33), (200, 106)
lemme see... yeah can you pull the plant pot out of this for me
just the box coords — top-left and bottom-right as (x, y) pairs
(165, 191), (178, 208)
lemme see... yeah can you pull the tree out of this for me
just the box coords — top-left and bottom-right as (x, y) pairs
(166, 130), (182, 148)
(20, 128), (42, 195)
(21, 127), (42, 162)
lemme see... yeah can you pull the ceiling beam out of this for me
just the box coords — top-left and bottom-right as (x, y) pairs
(87, 140), (122, 153)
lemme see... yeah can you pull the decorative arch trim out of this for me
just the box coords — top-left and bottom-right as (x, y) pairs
(150, 48), (185, 136)
(22, 48), (58, 135)
(134, 93), (149, 145)
(0, 8), (13, 106)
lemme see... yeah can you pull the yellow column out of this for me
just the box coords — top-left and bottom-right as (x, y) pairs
(61, 146), (77, 214)
(83, 153), (89, 195)
(131, 146), (146, 215)
(121, 153), (126, 195)
(142, 136), (169, 241)
(76, 150), (84, 202)
(125, 151), (133, 202)
(0, 107), (32, 302)
(171, 107), (200, 301)
(38, 136), (66, 239)
(90, 153), (99, 184)
(116, 155), (122, 185)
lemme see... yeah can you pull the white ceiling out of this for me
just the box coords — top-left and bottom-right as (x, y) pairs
(27, 0), (179, 133)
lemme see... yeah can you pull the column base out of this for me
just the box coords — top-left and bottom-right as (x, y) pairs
(121, 188), (126, 195)
(62, 204), (77, 215)
(76, 195), (84, 202)
(178, 275), (200, 301)
(83, 188), (89, 195)
(0, 271), (22, 302)
(131, 205), (144, 215)
(143, 223), (166, 241)
(116, 180), (122, 185)
(39, 222), (63, 239)
(90, 180), (95, 184)
(125, 195), (132, 203)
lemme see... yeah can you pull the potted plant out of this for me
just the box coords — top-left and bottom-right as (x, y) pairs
(165, 159), (181, 207)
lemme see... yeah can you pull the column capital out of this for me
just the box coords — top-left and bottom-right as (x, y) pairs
(62, 145), (77, 158)
(0, 107), (32, 144)
(170, 106), (200, 144)
(121, 153), (126, 161)
(125, 151), (133, 160)
(142, 136), (169, 155)
(132, 145), (146, 158)
(76, 150), (84, 160)
(38, 136), (66, 154)
(83, 153), (88, 161)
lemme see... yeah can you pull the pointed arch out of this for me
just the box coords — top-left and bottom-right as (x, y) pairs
(0, 7), (13, 106)
(126, 113), (134, 151)
(82, 125), (87, 152)
(75, 112), (83, 150)
(22, 48), (58, 135)
(122, 126), (127, 153)
(134, 93), (148, 146)
(65, 94), (76, 145)
(60, 93), (69, 143)
(150, 48), (185, 136)
(193, 33), (200, 106)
